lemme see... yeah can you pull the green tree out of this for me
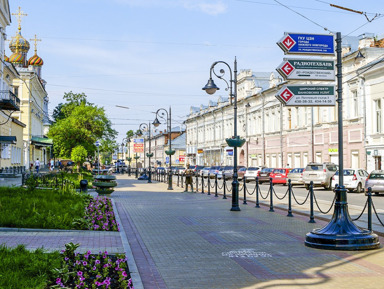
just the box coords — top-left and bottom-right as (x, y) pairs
(48, 92), (117, 158)
(71, 145), (88, 172)
(126, 130), (134, 139)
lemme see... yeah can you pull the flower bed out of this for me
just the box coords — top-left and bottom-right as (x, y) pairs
(85, 196), (119, 231)
(53, 243), (134, 288)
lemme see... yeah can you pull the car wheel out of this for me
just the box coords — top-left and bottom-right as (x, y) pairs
(325, 179), (332, 190)
(356, 183), (363, 193)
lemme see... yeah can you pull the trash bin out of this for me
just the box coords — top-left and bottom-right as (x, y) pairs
(80, 179), (88, 192)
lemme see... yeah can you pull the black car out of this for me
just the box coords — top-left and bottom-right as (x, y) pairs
(258, 168), (274, 184)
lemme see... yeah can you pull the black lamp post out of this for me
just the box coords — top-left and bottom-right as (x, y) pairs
(134, 153), (140, 178)
(153, 107), (174, 190)
(127, 138), (132, 176)
(120, 142), (124, 174)
(139, 122), (153, 183)
(203, 57), (245, 211)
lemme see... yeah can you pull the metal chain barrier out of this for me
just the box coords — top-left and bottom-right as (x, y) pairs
(352, 198), (368, 221)
(291, 190), (310, 205)
(372, 200), (384, 226)
(224, 179), (232, 192)
(259, 186), (270, 200)
(313, 192), (337, 215)
(272, 186), (289, 200)
(245, 183), (257, 195)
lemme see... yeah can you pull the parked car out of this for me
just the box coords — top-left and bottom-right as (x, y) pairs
(157, 167), (166, 174)
(332, 168), (368, 193)
(270, 168), (291, 185)
(258, 168), (274, 184)
(201, 167), (211, 178)
(59, 159), (74, 173)
(237, 167), (247, 180)
(216, 167), (225, 179)
(302, 162), (338, 190)
(287, 168), (304, 186)
(244, 167), (265, 182)
(365, 170), (384, 195)
(192, 165), (204, 176)
(221, 166), (234, 180)
(208, 166), (221, 178)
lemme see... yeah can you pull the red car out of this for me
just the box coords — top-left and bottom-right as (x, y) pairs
(270, 168), (291, 185)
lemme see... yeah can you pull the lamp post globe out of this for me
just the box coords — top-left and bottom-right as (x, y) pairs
(203, 58), (243, 211)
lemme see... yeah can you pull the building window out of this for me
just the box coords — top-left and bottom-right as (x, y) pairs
(352, 91), (358, 118)
(375, 99), (382, 133)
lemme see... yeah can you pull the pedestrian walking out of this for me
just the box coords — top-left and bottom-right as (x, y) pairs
(184, 164), (194, 193)
(50, 159), (54, 171)
(34, 158), (40, 174)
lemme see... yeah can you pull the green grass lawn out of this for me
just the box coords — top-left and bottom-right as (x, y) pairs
(0, 245), (61, 289)
(0, 187), (90, 230)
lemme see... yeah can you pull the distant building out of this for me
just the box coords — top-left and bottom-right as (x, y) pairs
(186, 34), (384, 171)
(5, 6), (52, 168)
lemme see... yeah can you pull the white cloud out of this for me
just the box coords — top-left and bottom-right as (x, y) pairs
(181, 0), (227, 15)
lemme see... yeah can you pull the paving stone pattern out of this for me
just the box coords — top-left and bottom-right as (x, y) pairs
(114, 176), (384, 289)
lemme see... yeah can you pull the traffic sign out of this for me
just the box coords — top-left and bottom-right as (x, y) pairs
(277, 33), (335, 55)
(276, 85), (336, 106)
(95, 140), (100, 147)
(276, 59), (335, 81)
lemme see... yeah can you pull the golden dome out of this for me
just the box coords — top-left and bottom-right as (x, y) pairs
(9, 31), (30, 54)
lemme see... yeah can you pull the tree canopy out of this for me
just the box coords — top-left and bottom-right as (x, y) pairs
(48, 92), (117, 158)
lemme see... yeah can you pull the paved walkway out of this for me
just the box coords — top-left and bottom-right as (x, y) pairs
(2, 175), (384, 289)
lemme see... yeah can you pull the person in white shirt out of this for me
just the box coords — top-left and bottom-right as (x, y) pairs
(50, 159), (54, 171)
(35, 158), (40, 173)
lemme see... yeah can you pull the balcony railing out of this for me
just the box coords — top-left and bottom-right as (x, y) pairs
(0, 90), (20, 111)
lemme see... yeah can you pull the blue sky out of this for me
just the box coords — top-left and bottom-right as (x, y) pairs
(8, 0), (384, 143)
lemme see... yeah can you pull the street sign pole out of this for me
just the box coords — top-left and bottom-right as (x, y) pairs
(304, 32), (380, 250)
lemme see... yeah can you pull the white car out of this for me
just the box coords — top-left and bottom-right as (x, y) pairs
(332, 168), (368, 193)
(244, 167), (265, 182)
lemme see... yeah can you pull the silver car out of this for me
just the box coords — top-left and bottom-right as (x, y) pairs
(244, 167), (265, 182)
(365, 170), (384, 195)
(302, 162), (338, 190)
(287, 168), (304, 185)
(201, 167), (211, 178)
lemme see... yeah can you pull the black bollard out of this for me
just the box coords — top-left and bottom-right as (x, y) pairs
(287, 179), (293, 217)
(223, 177), (227, 199)
(368, 187), (372, 231)
(255, 177), (260, 208)
(309, 181), (315, 223)
(202, 174), (206, 194)
(80, 179), (88, 193)
(243, 177), (247, 205)
(215, 174), (218, 197)
(269, 177), (274, 212)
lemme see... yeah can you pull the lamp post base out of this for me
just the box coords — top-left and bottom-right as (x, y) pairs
(305, 201), (380, 250)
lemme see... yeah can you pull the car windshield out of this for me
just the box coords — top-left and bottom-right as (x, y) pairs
(290, 168), (303, 173)
(261, 168), (273, 173)
(224, 166), (234, 170)
(247, 167), (259, 171)
(239, 168), (246, 171)
(335, 169), (354, 176)
(210, 166), (220, 170)
(273, 169), (285, 174)
(369, 173), (384, 179)
(306, 165), (322, 171)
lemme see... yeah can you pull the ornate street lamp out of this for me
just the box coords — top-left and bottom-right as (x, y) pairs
(134, 153), (140, 178)
(138, 123), (153, 183)
(153, 107), (174, 190)
(126, 138), (132, 176)
(203, 57), (245, 211)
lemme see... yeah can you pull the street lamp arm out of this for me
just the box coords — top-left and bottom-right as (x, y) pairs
(155, 108), (169, 123)
(210, 61), (233, 89)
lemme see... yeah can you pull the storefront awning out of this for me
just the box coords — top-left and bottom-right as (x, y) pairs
(31, 136), (53, 147)
(0, 136), (17, 144)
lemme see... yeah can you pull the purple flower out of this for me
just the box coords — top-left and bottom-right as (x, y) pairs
(56, 278), (62, 284)
(83, 261), (88, 266)
(77, 271), (83, 276)
(122, 271), (128, 277)
(95, 259), (100, 264)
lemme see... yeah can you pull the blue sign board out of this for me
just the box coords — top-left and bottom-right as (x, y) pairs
(166, 156), (169, 164)
(278, 33), (335, 55)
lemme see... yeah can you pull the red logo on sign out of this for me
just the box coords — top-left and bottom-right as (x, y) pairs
(281, 62), (294, 76)
(280, 88), (293, 102)
(282, 35), (295, 50)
